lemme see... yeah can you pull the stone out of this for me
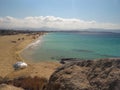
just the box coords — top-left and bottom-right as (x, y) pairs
(47, 58), (120, 90)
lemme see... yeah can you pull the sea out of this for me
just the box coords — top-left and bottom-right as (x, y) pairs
(21, 31), (120, 62)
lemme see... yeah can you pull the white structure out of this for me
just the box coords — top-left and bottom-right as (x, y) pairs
(13, 61), (27, 70)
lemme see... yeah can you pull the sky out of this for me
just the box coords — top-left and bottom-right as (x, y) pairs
(0, 0), (120, 30)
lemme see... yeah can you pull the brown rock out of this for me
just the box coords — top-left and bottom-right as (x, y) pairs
(0, 84), (23, 90)
(2, 76), (48, 90)
(47, 58), (120, 90)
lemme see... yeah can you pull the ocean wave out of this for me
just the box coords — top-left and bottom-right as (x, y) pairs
(25, 36), (43, 49)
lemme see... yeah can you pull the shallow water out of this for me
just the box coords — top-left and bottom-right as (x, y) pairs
(21, 32), (120, 61)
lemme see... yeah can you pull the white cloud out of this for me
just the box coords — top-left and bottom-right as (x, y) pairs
(0, 16), (120, 30)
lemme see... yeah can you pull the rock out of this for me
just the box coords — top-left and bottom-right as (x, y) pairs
(60, 58), (83, 64)
(47, 58), (120, 90)
(2, 76), (48, 90)
(109, 80), (120, 90)
(0, 76), (3, 84)
(0, 84), (23, 90)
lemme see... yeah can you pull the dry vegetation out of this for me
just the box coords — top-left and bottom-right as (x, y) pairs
(0, 76), (48, 90)
(0, 75), (61, 90)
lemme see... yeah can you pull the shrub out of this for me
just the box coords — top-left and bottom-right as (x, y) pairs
(2, 76), (48, 90)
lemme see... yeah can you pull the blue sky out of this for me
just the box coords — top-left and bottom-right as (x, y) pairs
(0, 0), (120, 30)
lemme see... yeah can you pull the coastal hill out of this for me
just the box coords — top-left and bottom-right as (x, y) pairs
(47, 58), (120, 90)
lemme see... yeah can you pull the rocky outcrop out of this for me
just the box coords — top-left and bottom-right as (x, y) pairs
(0, 76), (48, 90)
(47, 58), (120, 90)
(60, 58), (82, 64)
(0, 84), (23, 90)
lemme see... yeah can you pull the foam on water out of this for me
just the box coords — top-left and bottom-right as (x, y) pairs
(25, 35), (44, 49)
(21, 35), (45, 61)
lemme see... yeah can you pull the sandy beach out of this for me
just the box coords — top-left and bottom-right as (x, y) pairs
(0, 34), (60, 80)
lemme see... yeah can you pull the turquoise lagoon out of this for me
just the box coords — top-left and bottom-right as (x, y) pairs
(21, 32), (120, 61)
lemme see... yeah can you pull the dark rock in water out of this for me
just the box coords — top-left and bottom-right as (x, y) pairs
(73, 49), (94, 53)
(47, 58), (120, 90)
(60, 58), (85, 64)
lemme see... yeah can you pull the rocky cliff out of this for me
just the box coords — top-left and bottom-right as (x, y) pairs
(47, 58), (120, 90)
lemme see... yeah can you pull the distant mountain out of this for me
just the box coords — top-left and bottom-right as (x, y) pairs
(0, 27), (120, 33)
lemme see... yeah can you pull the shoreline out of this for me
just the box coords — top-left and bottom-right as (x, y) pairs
(17, 33), (61, 79)
(0, 33), (60, 79)
(18, 35), (42, 62)
(20, 34), (45, 62)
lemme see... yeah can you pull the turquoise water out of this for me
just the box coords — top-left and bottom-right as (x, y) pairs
(22, 32), (120, 61)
